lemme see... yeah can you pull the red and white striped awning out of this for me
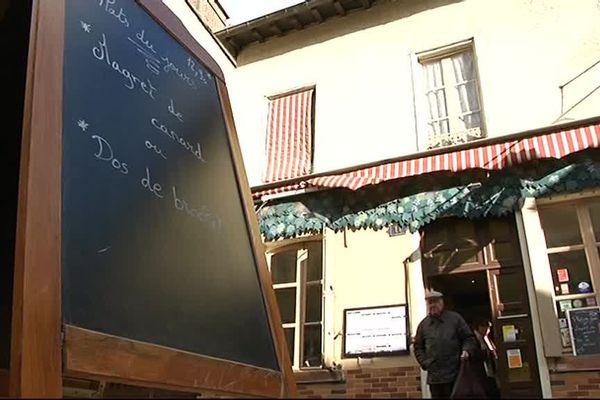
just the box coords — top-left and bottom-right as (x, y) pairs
(264, 88), (314, 183)
(253, 120), (600, 200)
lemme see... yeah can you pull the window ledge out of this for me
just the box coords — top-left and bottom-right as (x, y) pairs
(548, 355), (600, 373)
(293, 368), (345, 384)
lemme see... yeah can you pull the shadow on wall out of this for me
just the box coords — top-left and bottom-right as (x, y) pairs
(236, 0), (464, 66)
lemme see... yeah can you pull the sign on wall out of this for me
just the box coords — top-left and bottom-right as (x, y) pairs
(343, 304), (409, 358)
(567, 306), (600, 356)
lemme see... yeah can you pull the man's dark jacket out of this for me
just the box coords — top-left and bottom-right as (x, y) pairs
(413, 310), (477, 384)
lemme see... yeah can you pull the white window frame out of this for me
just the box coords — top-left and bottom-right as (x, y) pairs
(411, 38), (486, 151)
(536, 194), (600, 353)
(266, 238), (325, 370)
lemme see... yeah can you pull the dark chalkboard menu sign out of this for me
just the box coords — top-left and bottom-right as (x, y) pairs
(62, 0), (278, 372)
(566, 306), (600, 356)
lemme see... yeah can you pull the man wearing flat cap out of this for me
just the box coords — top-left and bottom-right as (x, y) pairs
(413, 289), (477, 398)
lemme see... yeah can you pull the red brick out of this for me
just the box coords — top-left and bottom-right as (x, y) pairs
(355, 373), (371, 379)
(380, 377), (397, 383)
(389, 371), (407, 377)
(364, 378), (380, 383)
(373, 383), (389, 388)
(567, 391), (590, 396)
(579, 384), (600, 390)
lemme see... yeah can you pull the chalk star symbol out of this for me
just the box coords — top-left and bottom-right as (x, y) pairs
(77, 119), (89, 131)
(80, 21), (92, 33)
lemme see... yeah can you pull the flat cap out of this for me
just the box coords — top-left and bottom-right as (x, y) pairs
(425, 289), (443, 299)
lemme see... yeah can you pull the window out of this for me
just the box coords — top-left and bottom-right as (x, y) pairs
(417, 41), (485, 150)
(269, 240), (323, 369)
(263, 88), (315, 183)
(538, 199), (600, 353)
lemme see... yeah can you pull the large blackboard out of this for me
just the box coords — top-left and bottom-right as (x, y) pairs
(567, 307), (600, 356)
(62, 0), (278, 371)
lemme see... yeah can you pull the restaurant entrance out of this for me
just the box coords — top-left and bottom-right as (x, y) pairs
(422, 217), (542, 398)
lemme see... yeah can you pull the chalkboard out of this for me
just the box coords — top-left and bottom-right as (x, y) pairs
(62, 0), (278, 371)
(566, 306), (600, 356)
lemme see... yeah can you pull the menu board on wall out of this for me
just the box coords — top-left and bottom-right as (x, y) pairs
(61, 0), (279, 371)
(566, 306), (600, 356)
(343, 304), (409, 358)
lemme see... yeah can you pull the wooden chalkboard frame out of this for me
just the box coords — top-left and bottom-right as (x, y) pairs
(566, 306), (600, 356)
(10, 0), (296, 397)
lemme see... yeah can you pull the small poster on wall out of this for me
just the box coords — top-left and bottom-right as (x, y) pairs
(560, 328), (572, 348)
(507, 349), (523, 369)
(502, 325), (517, 342)
(557, 268), (569, 283)
(559, 300), (573, 312)
(343, 304), (409, 358)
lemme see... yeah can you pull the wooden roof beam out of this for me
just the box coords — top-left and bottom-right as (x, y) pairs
(251, 28), (265, 42)
(289, 15), (302, 30)
(310, 7), (323, 23)
(333, 1), (346, 16)
(269, 22), (283, 36)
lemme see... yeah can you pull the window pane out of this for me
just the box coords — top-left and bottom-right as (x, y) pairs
(425, 224), (450, 250)
(423, 61), (448, 130)
(275, 288), (296, 324)
(305, 284), (322, 323)
(271, 250), (296, 284)
(303, 324), (322, 367)
(451, 51), (474, 82)
(539, 205), (582, 248)
(283, 328), (295, 364)
(463, 111), (481, 130)
(556, 296), (597, 350)
(456, 220), (477, 246)
(306, 242), (323, 281)
(428, 248), (479, 273)
(588, 202), (600, 242)
(489, 219), (512, 241)
(493, 242), (520, 262)
(548, 251), (593, 295)
(496, 269), (526, 307)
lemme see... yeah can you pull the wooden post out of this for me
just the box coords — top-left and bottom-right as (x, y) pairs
(10, 0), (63, 396)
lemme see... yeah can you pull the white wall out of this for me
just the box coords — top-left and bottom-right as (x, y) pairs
(323, 228), (422, 369)
(223, 0), (600, 187)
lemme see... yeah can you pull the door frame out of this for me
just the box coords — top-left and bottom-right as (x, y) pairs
(420, 215), (547, 398)
(515, 208), (553, 398)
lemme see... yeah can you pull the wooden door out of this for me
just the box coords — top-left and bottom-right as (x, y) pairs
(488, 267), (542, 398)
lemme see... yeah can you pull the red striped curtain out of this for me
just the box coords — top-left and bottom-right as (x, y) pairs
(264, 88), (314, 183)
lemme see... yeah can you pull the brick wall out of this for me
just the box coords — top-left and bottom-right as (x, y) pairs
(550, 371), (600, 398)
(297, 366), (421, 399)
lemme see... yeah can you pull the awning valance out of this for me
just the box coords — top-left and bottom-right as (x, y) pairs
(257, 156), (600, 241)
(253, 119), (600, 200)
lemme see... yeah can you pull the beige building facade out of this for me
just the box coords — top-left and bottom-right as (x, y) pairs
(170, 0), (600, 398)
(221, 0), (600, 186)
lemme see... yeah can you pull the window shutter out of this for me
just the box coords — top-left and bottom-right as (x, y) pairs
(264, 89), (314, 183)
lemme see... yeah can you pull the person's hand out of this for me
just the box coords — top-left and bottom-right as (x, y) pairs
(460, 350), (469, 360)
